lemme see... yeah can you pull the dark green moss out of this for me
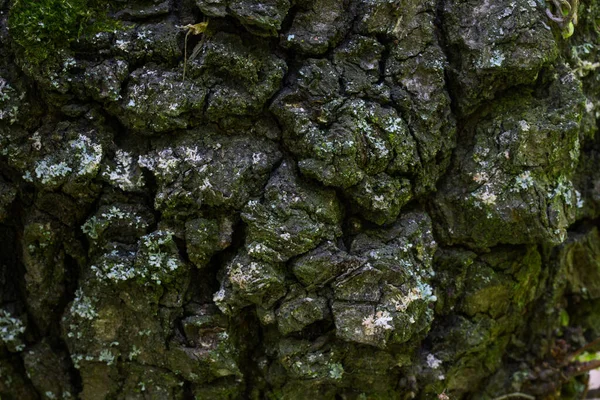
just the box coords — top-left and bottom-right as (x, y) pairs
(8, 0), (120, 64)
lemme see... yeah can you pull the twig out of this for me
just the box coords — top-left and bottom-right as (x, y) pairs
(545, 0), (578, 29)
(569, 337), (600, 361)
(491, 393), (535, 400)
(567, 359), (600, 378)
(179, 20), (209, 81)
(183, 29), (191, 81)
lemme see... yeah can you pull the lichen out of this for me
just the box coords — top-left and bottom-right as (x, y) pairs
(69, 289), (98, 321)
(1, 0), (599, 398)
(23, 133), (103, 189)
(0, 310), (26, 352)
(98, 349), (116, 365)
(101, 150), (145, 192)
(0, 78), (21, 124)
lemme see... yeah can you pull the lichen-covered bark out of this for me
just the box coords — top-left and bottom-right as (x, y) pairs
(0, 0), (599, 399)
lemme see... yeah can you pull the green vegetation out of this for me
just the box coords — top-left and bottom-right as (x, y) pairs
(8, 0), (119, 63)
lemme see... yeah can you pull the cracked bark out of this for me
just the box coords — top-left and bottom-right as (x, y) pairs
(1, 0), (600, 399)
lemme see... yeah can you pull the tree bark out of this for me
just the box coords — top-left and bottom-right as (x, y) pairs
(0, 0), (599, 399)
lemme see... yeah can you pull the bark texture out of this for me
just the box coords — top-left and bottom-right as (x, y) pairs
(0, 0), (599, 399)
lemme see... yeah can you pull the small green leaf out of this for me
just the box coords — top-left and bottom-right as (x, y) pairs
(562, 22), (575, 39)
(559, 309), (570, 326)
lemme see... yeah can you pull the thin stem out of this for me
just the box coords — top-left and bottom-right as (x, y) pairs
(569, 337), (600, 361)
(183, 29), (191, 81)
(491, 393), (535, 400)
(581, 373), (590, 400)
(568, 359), (600, 378)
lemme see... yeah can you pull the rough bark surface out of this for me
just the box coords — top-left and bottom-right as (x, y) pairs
(0, 0), (599, 399)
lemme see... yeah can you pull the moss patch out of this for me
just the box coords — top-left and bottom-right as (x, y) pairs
(8, 0), (119, 63)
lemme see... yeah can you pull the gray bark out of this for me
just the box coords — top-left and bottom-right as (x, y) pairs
(0, 0), (599, 399)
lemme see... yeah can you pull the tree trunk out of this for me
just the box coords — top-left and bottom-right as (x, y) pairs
(1, 0), (599, 399)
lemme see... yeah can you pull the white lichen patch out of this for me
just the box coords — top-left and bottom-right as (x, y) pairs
(135, 230), (184, 285)
(91, 250), (137, 283)
(0, 309), (26, 351)
(477, 48), (505, 68)
(518, 120), (530, 132)
(31, 160), (72, 185)
(391, 283), (435, 312)
(102, 150), (145, 191)
(328, 363), (344, 380)
(98, 349), (116, 365)
(362, 310), (393, 336)
(512, 171), (534, 191)
(575, 190), (584, 209)
(471, 185), (497, 207)
(120, 66), (206, 132)
(138, 148), (182, 179)
(472, 171), (489, 184)
(81, 206), (148, 242)
(70, 289), (98, 321)
(25, 134), (103, 187)
(128, 345), (142, 360)
(70, 134), (103, 176)
(70, 354), (84, 369)
(0, 78), (13, 102)
(215, 251), (286, 315)
(426, 353), (442, 369)
(228, 261), (267, 291)
(471, 146), (491, 167)
(0, 77), (21, 124)
(213, 287), (227, 304)
(548, 176), (577, 207)
(80, 216), (99, 240)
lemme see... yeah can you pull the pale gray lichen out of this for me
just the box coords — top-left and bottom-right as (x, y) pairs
(0, 77), (21, 124)
(0, 309), (26, 352)
(141, 232), (180, 267)
(513, 171), (535, 191)
(390, 283), (436, 313)
(24, 134), (103, 188)
(548, 175), (578, 207)
(86, 230), (183, 286)
(128, 345), (142, 360)
(101, 150), (145, 191)
(139, 133), (281, 216)
(214, 251), (286, 315)
(80, 217), (99, 240)
(361, 310), (394, 335)
(426, 353), (443, 369)
(70, 134), (103, 176)
(69, 289), (98, 321)
(31, 160), (73, 185)
(90, 249), (138, 283)
(328, 363), (344, 380)
(118, 66), (206, 132)
(81, 206), (148, 242)
(98, 349), (116, 365)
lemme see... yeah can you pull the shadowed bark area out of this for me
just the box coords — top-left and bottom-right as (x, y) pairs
(0, 0), (599, 399)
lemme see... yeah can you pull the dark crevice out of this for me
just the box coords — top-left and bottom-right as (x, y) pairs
(0, 183), (40, 399)
(377, 41), (391, 85)
(138, 164), (162, 233)
(433, 0), (461, 128)
(237, 309), (263, 399)
(566, 216), (600, 234)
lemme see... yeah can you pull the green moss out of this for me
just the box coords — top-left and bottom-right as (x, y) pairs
(510, 246), (542, 311)
(8, 0), (120, 64)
